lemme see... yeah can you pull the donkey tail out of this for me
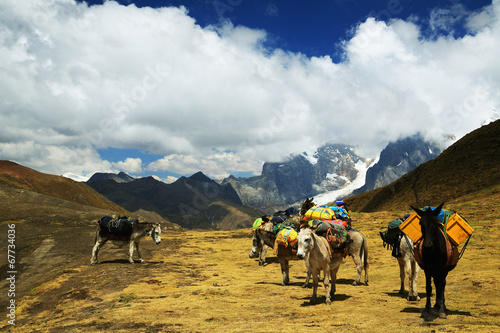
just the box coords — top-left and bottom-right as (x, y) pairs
(361, 234), (369, 284)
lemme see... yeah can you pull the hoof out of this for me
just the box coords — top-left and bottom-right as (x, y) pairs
(420, 310), (433, 321)
(439, 312), (447, 319)
(325, 300), (331, 305)
(262, 262), (268, 266)
(407, 295), (420, 302)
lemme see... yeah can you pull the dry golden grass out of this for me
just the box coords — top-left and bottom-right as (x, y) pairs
(3, 187), (500, 333)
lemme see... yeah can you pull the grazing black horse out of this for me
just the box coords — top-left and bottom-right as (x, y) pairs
(413, 204), (458, 320)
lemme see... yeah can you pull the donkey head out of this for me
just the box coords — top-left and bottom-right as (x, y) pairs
(412, 203), (444, 249)
(300, 197), (315, 216)
(296, 227), (315, 260)
(249, 230), (262, 258)
(148, 223), (162, 244)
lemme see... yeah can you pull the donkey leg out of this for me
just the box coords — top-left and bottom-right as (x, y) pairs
(330, 258), (341, 298)
(278, 256), (290, 285)
(90, 238), (106, 265)
(311, 270), (319, 304)
(135, 242), (144, 263)
(397, 258), (405, 294)
(128, 241), (136, 264)
(324, 270), (331, 305)
(303, 253), (311, 288)
(434, 275), (448, 319)
(260, 245), (268, 266)
(408, 260), (420, 301)
(362, 249), (369, 286)
(421, 272), (433, 320)
(351, 254), (362, 286)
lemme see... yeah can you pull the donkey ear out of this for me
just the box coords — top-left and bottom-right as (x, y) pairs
(411, 206), (424, 217)
(433, 202), (444, 216)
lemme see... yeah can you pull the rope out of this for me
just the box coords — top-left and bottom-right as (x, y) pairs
(458, 234), (472, 259)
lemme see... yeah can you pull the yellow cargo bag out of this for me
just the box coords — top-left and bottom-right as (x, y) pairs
(252, 218), (263, 230)
(275, 227), (298, 247)
(303, 206), (335, 221)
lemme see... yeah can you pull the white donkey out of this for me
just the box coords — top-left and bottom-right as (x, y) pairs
(397, 234), (420, 301)
(296, 228), (343, 305)
(91, 218), (161, 265)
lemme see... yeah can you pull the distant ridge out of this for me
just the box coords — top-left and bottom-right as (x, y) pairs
(0, 160), (128, 213)
(346, 119), (500, 212)
(87, 171), (135, 184)
(86, 171), (261, 230)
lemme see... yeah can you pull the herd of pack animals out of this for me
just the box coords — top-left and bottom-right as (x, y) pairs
(90, 198), (465, 321)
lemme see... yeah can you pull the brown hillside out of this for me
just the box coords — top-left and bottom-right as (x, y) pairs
(346, 119), (500, 211)
(0, 160), (127, 214)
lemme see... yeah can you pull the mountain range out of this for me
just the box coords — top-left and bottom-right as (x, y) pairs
(83, 134), (444, 227)
(221, 144), (367, 212)
(222, 136), (443, 211)
(86, 171), (261, 230)
(4, 119), (497, 230)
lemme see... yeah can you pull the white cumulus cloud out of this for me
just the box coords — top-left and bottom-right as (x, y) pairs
(0, 0), (499, 179)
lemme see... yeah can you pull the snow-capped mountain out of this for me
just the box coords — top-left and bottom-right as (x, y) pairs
(222, 135), (443, 213)
(222, 144), (371, 212)
(352, 134), (442, 195)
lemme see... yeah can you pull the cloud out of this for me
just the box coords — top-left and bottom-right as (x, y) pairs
(147, 150), (263, 179)
(0, 0), (499, 179)
(0, 141), (113, 178)
(113, 157), (142, 174)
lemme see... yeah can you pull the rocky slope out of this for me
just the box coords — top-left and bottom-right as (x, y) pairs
(0, 160), (128, 214)
(353, 134), (442, 194)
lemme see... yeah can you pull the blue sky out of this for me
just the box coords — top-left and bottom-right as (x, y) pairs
(82, 0), (491, 58)
(0, 0), (498, 182)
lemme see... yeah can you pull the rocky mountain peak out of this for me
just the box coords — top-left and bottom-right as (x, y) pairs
(353, 133), (442, 195)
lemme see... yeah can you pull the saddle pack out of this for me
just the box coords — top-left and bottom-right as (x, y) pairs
(323, 205), (350, 220)
(303, 206), (336, 221)
(380, 218), (405, 258)
(380, 219), (403, 247)
(312, 220), (350, 257)
(98, 216), (137, 236)
(253, 218), (264, 230)
(275, 227), (298, 247)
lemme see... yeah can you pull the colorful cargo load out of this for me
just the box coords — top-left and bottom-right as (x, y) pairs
(399, 208), (474, 246)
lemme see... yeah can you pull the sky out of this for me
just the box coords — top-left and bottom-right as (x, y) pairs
(0, 0), (498, 182)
